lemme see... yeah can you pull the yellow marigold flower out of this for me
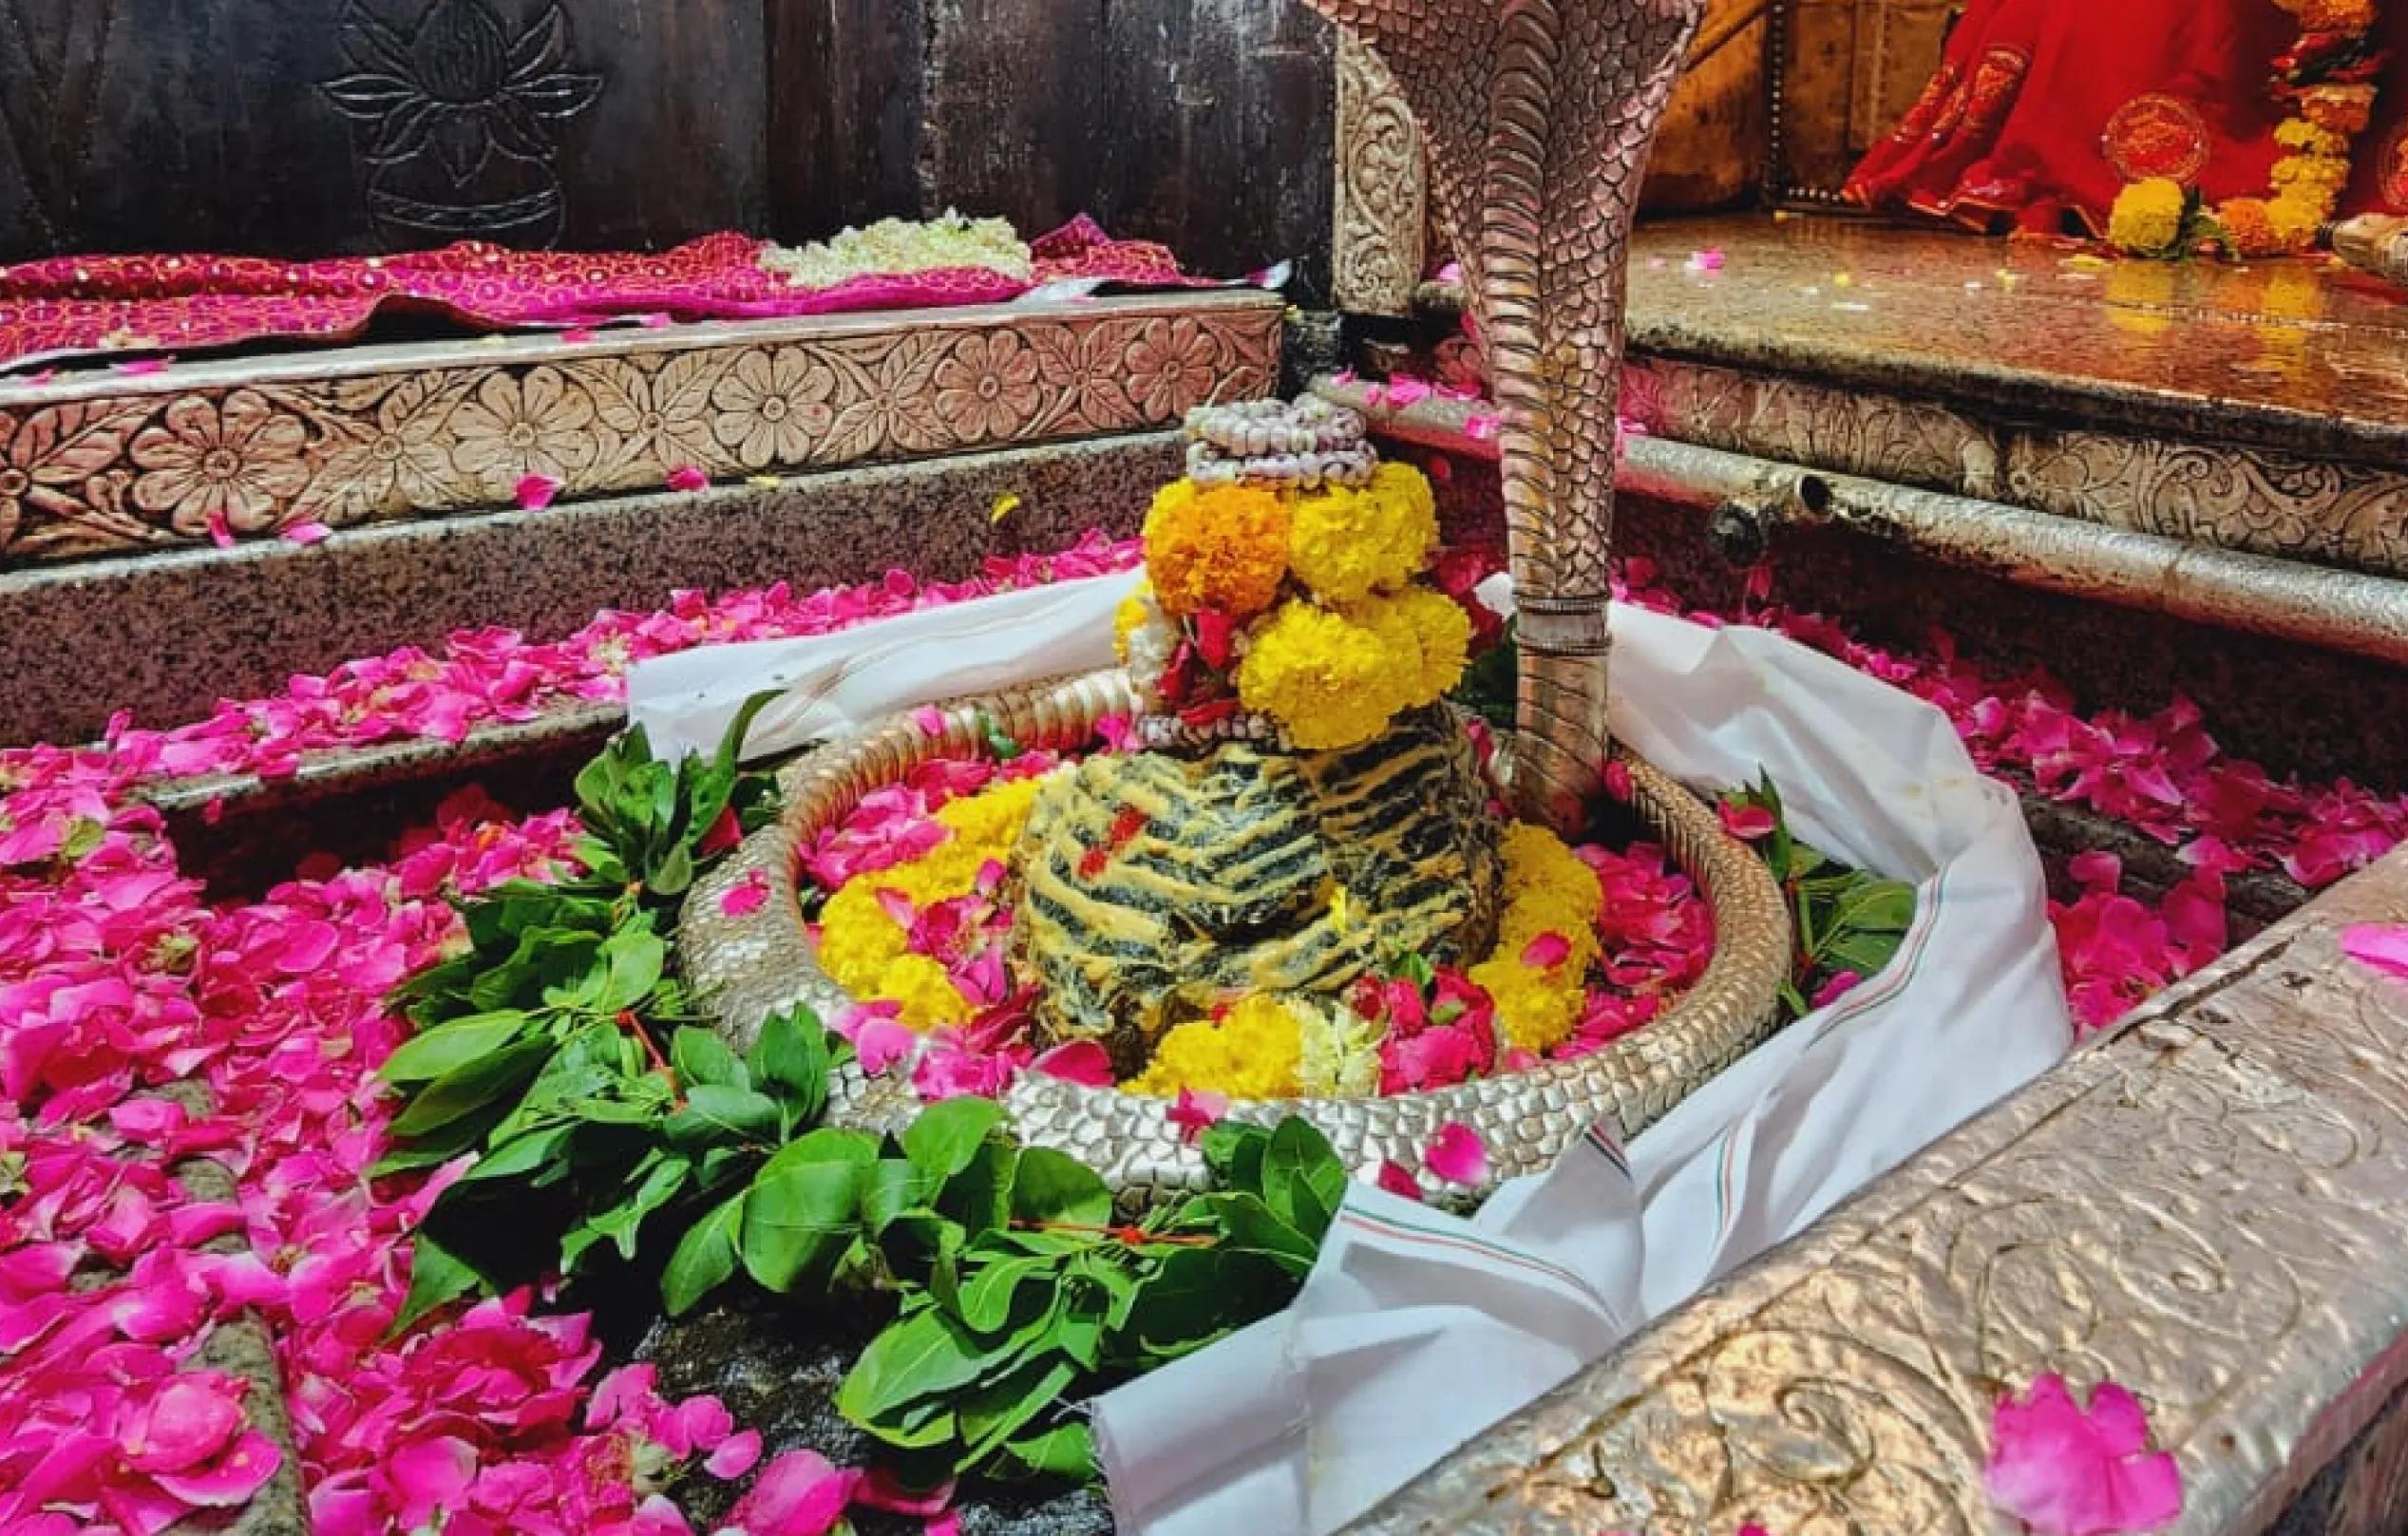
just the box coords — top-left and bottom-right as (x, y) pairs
(1482, 820), (1607, 1014)
(1469, 957), (1586, 1053)
(2107, 178), (2188, 257)
(1349, 586), (1473, 710)
(1114, 582), (1151, 664)
(2213, 199), (2288, 258)
(816, 881), (909, 995)
(2266, 190), (2329, 250)
(1286, 465), (1441, 605)
(933, 774), (1045, 854)
(1501, 823), (1604, 915)
(1128, 994), (1303, 1098)
(2270, 153), (2350, 193)
(882, 953), (974, 1030)
(1235, 600), (1400, 750)
(2274, 119), (2350, 159)
(1143, 481), (1291, 619)
(2300, 85), (2377, 137)
(2301, 0), (2377, 29)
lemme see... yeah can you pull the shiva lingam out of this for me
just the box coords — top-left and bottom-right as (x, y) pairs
(684, 0), (1792, 1197)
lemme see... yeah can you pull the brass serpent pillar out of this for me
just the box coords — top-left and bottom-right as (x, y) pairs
(1301, 0), (1706, 832)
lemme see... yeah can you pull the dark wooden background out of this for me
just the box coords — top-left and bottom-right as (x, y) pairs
(0, 0), (1336, 294)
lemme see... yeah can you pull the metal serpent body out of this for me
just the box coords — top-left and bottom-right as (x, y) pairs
(1299, 0), (1707, 831)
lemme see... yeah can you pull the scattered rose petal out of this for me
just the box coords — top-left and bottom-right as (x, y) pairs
(1425, 1122), (1488, 1185)
(1463, 411), (1499, 442)
(1686, 247), (1726, 273)
(1168, 1088), (1228, 1145)
(720, 870), (770, 918)
(1521, 932), (1571, 970)
(281, 520), (332, 545)
(1719, 802), (1777, 841)
(1094, 713), (1136, 752)
(2342, 923), (2408, 981)
(516, 474), (563, 511)
(912, 707), (947, 737)
(114, 357), (171, 375)
(1375, 1160), (1424, 1202)
(667, 465), (711, 493)
(639, 312), (673, 329)
(1811, 970), (1864, 1010)
(707, 1430), (764, 1480)
(559, 327), (597, 344)
(1984, 1375), (2181, 1536)
(1602, 759), (1634, 803)
(717, 1449), (856, 1536)
(205, 508), (236, 549)
(1031, 1039), (1115, 1086)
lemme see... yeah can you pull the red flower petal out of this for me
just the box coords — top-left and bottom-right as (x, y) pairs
(1375, 1160), (1424, 1202)
(149, 1428), (281, 1508)
(1984, 1374), (2182, 1535)
(666, 465), (711, 493)
(1425, 1121), (1488, 1185)
(1031, 1039), (1116, 1087)
(515, 473), (563, 511)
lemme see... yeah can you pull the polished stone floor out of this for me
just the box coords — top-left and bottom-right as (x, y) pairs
(1617, 214), (2408, 465)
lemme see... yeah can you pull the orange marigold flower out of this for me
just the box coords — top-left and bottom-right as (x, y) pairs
(1143, 480), (1291, 619)
(2300, 0), (2377, 30)
(2214, 199), (2288, 257)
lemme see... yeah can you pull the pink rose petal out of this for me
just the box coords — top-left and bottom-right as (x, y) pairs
(707, 1429), (764, 1480)
(1984, 1375), (2182, 1536)
(1520, 931), (1571, 970)
(720, 871), (770, 919)
(912, 707), (947, 737)
(1811, 969), (1864, 1010)
(720, 1449), (857, 1536)
(150, 1429), (281, 1508)
(1375, 1160), (1424, 1202)
(281, 520), (332, 545)
(206, 508), (236, 549)
(1719, 801), (1776, 841)
(1168, 1088), (1228, 1146)
(560, 327), (597, 345)
(1425, 1121), (1488, 1185)
(667, 465), (711, 493)
(516, 473), (563, 511)
(2342, 923), (2408, 981)
(1031, 1039), (1116, 1087)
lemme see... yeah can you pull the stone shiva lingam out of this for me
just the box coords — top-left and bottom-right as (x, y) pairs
(1013, 399), (1507, 1082)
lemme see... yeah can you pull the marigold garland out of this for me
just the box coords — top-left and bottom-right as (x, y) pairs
(1285, 464), (1441, 606)
(1233, 602), (1402, 751)
(2108, 0), (2386, 259)
(1141, 481), (1291, 619)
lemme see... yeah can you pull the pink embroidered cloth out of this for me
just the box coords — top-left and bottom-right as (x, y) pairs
(0, 217), (1222, 372)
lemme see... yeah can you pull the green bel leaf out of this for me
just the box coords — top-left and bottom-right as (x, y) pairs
(839, 1307), (1004, 1429)
(378, 1010), (533, 1085)
(957, 1354), (1082, 1472)
(748, 1006), (830, 1121)
(597, 928), (670, 1014)
(665, 1084), (781, 1148)
(662, 1192), (746, 1316)
(389, 1230), (486, 1337)
(460, 1123), (578, 1185)
(741, 1157), (865, 1293)
(903, 1096), (1005, 1182)
(389, 1037), (554, 1140)
(1261, 1117), (1346, 1241)
(996, 1420), (1095, 1483)
(953, 1255), (1050, 1332)
(670, 1028), (749, 1091)
(686, 690), (782, 854)
(1199, 1120), (1269, 1193)
(562, 1152), (693, 1271)
(1010, 1147), (1113, 1228)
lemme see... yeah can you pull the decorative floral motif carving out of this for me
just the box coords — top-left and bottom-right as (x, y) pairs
(0, 296), (1282, 564)
(1333, 34), (1429, 316)
(128, 391), (313, 535)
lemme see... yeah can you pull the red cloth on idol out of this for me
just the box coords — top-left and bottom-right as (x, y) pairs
(1844, 0), (2298, 235)
(0, 217), (1207, 372)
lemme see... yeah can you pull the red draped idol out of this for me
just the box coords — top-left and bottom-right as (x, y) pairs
(1845, 0), (2303, 235)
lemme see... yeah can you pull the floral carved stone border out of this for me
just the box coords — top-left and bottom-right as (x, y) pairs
(1357, 848), (2408, 1534)
(1621, 356), (2408, 580)
(0, 292), (1282, 566)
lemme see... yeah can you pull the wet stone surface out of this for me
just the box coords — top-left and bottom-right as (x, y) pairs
(631, 1291), (1116, 1536)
